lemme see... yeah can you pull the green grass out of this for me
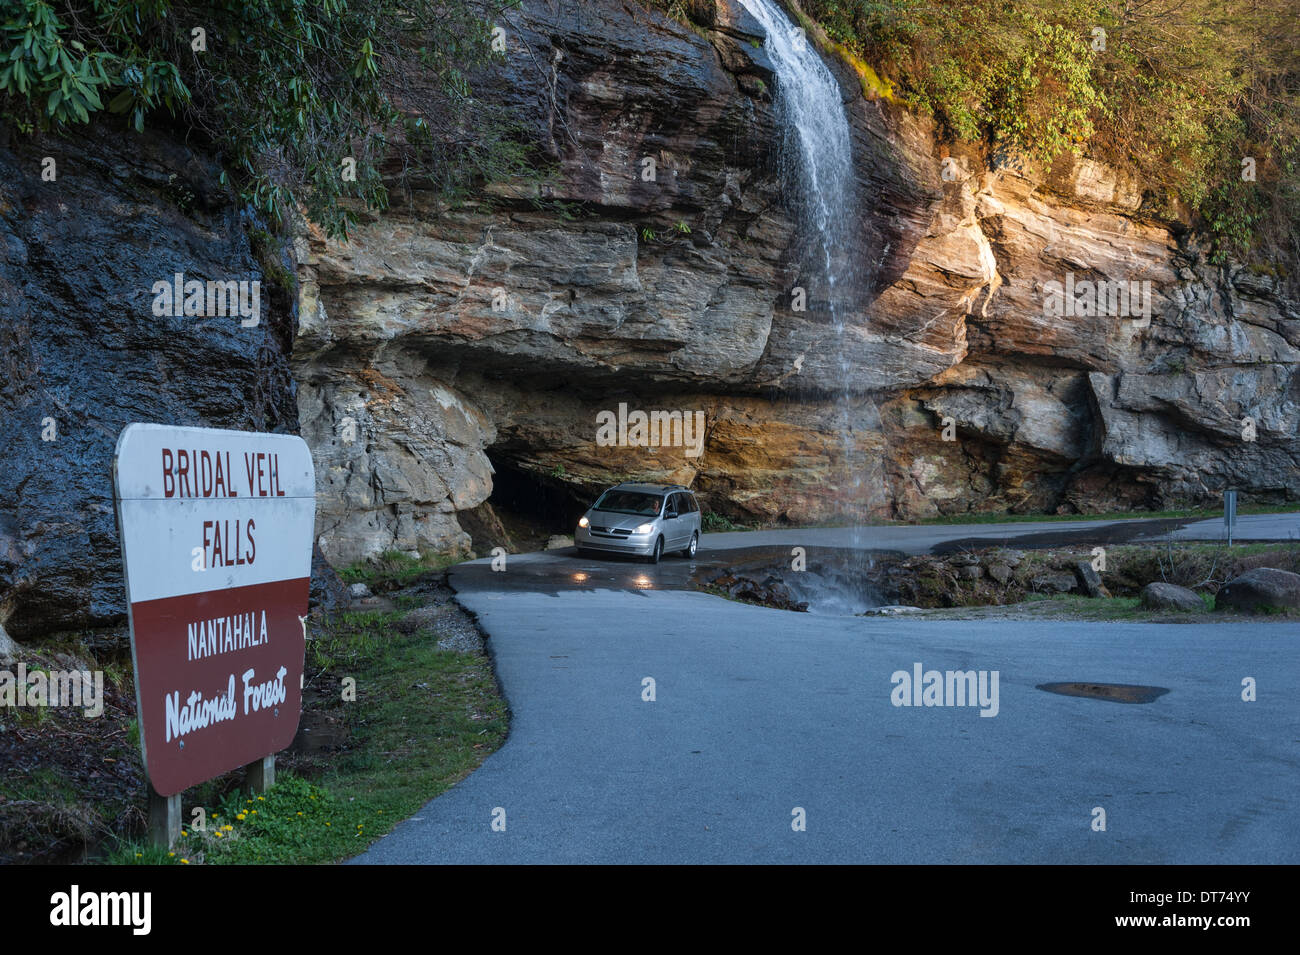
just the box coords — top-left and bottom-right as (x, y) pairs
(339, 549), (461, 589)
(1020, 594), (1145, 619)
(0, 767), (80, 805)
(702, 511), (755, 532)
(104, 604), (507, 865)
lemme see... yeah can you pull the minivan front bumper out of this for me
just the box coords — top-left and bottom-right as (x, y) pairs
(575, 523), (658, 556)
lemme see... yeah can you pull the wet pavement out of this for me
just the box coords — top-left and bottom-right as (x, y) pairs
(347, 512), (1300, 865)
(448, 544), (892, 609)
(449, 512), (1300, 601)
(353, 589), (1300, 864)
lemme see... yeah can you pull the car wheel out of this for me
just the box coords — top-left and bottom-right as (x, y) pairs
(681, 532), (698, 559)
(648, 536), (663, 564)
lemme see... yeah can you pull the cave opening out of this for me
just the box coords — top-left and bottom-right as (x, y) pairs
(476, 452), (595, 554)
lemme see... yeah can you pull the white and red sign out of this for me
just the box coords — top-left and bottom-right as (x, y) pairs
(113, 424), (315, 796)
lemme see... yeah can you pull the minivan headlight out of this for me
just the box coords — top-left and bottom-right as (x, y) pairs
(635, 523), (655, 534)
(578, 516), (589, 528)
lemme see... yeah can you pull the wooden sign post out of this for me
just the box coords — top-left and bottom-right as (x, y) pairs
(113, 424), (315, 846)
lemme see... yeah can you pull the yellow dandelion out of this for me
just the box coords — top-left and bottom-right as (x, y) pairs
(214, 832), (223, 839)
(168, 852), (175, 857)
(257, 796), (265, 801)
(181, 859), (190, 864)
(296, 812), (303, 817)
(236, 813), (246, 821)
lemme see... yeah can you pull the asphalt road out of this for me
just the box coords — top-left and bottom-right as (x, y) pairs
(698, 511), (1300, 554)
(351, 516), (1300, 864)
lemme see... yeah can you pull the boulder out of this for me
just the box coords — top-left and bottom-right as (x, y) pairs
(1139, 582), (1205, 612)
(711, 571), (809, 611)
(1215, 568), (1300, 613)
(1074, 561), (1112, 599)
(309, 544), (349, 614)
(986, 563), (1013, 584)
(348, 583), (373, 600)
(1031, 571), (1078, 595)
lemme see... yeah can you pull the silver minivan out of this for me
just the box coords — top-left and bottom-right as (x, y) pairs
(574, 483), (702, 563)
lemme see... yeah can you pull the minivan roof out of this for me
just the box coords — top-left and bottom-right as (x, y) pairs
(607, 483), (691, 494)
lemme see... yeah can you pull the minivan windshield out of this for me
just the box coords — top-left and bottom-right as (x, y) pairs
(592, 490), (664, 517)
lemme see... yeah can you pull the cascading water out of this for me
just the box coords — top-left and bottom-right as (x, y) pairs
(737, 0), (871, 552)
(736, 0), (856, 307)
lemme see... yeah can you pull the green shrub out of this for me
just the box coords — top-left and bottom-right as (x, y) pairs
(799, 0), (1299, 276)
(1, 0), (532, 238)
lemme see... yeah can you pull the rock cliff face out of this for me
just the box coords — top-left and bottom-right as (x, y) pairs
(0, 122), (307, 637)
(2, 0), (1296, 634)
(296, 0), (1299, 563)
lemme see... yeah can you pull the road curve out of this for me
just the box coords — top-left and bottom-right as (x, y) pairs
(350, 519), (1300, 863)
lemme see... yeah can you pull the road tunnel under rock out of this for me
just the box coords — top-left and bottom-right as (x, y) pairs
(478, 453), (595, 553)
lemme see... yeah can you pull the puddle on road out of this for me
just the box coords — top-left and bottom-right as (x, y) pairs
(1037, 682), (1170, 704)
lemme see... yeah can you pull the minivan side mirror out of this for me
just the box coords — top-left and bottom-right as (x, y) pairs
(666, 509), (678, 519)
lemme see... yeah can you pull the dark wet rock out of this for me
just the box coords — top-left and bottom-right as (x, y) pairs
(1139, 582), (1204, 612)
(457, 501), (516, 557)
(0, 121), (299, 638)
(1031, 571), (1078, 595)
(1074, 561), (1112, 598)
(1215, 568), (1300, 613)
(707, 571), (809, 612)
(310, 543), (348, 614)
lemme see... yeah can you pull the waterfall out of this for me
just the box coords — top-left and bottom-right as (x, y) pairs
(737, 0), (867, 526)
